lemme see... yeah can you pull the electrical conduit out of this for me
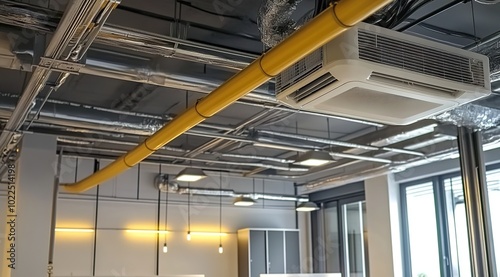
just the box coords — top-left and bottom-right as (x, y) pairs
(63, 0), (393, 193)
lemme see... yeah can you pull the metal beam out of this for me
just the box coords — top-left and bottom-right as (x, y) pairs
(0, 0), (120, 162)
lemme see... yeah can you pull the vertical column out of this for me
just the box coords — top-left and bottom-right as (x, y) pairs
(457, 127), (497, 277)
(298, 212), (313, 273)
(364, 174), (403, 277)
(1, 134), (57, 277)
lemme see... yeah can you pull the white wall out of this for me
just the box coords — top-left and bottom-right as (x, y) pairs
(50, 156), (297, 277)
(364, 174), (402, 277)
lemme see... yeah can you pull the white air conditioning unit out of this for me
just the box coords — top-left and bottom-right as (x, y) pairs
(275, 23), (491, 125)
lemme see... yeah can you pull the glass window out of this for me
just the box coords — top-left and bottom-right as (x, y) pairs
(486, 168), (500, 274)
(402, 163), (500, 277)
(443, 176), (472, 277)
(405, 181), (441, 277)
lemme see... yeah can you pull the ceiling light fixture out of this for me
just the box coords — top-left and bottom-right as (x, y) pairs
(176, 168), (207, 182)
(233, 178), (257, 206)
(233, 196), (256, 206)
(294, 151), (334, 167)
(296, 202), (320, 212)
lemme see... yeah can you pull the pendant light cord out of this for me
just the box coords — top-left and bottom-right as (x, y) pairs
(164, 177), (169, 243)
(219, 173), (222, 246)
(188, 182), (191, 233)
(252, 178), (255, 199)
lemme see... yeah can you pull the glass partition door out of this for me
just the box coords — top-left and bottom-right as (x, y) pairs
(342, 201), (368, 277)
(322, 197), (369, 277)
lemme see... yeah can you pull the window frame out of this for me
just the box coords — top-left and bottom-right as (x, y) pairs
(401, 176), (459, 277)
(310, 183), (366, 276)
(400, 163), (500, 277)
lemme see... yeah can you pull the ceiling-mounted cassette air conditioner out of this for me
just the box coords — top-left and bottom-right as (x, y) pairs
(275, 22), (491, 125)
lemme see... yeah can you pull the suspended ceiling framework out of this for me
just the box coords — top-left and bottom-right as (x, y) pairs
(1, 0), (500, 193)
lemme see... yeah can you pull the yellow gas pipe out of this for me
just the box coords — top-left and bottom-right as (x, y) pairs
(63, 0), (393, 193)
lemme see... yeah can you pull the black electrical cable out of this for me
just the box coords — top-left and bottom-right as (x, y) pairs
(116, 5), (261, 42)
(403, 20), (480, 41)
(219, 172), (222, 251)
(164, 176), (169, 246)
(392, 0), (434, 28)
(178, 0), (257, 24)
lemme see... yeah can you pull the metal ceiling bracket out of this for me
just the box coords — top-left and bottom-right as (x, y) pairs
(37, 57), (84, 74)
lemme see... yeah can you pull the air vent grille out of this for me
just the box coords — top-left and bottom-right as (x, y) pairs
(358, 29), (485, 87)
(289, 73), (337, 103)
(276, 48), (323, 93)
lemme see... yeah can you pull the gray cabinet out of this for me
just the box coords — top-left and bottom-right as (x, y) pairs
(238, 229), (301, 277)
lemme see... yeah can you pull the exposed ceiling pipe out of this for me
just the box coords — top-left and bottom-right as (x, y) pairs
(56, 136), (188, 153)
(0, 0), (120, 160)
(305, 165), (392, 192)
(0, 0), (256, 70)
(61, 0), (393, 193)
(0, 94), (235, 136)
(50, 119), (484, 184)
(97, 25), (254, 70)
(238, 100), (384, 127)
(56, 135), (292, 164)
(303, 127), (500, 191)
(256, 129), (424, 156)
(61, 145), (307, 172)
(81, 55), (384, 126)
(60, 149), (250, 174)
(59, 143), (309, 172)
(155, 174), (308, 202)
(0, 94), (439, 184)
(0, 1), (385, 128)
(185, 109), (277, 158)
(0, 93), (390, 164)
(217, 153), (295, 164)
(79, 55), (277, 103)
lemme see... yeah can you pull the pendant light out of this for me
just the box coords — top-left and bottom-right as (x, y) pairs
(233, 178), (256, 206)
(296, 201), (320, 212)
(187, 182), (191, 241)
(163, 175), (169, 253)
(176, 168), (207, 182)
(294, 150), (334, 167)
(218, 172), (223, 254)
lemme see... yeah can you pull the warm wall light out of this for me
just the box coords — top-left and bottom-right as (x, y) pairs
(124, 230), (226, 236)
(296, 202), (320, 212)
(55, 228), (94, 233)
(294, 151), (334, 167)
(176, 168), (207, 182)
(125, 230), (169, 234)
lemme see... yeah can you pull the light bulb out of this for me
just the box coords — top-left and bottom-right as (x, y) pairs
(162, 243), (168, 253)
(218, 244), (223, 254)
(187, 231), (191, 241)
